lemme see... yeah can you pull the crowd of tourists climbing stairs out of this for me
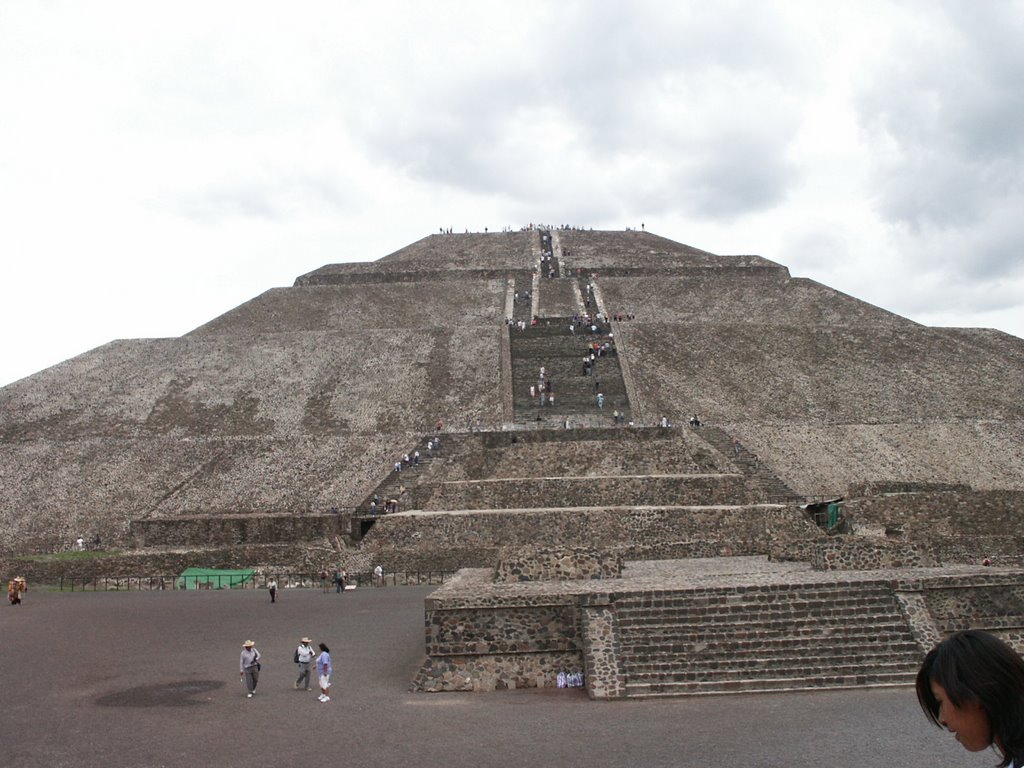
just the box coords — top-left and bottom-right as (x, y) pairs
(538, 229), (561, 278)
(511, 273), (532, 325)
(509, 317), (631, 427)
(353, 432), (452, 518)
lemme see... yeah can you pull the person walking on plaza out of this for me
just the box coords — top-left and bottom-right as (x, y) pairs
(316, 643), (332, 702)
(294, 637), (316, 691)
(239, 640), (262, 698)
(373, 564), (384, 587)
(268, 578), (278, 603)
(7, 576), (26, 605)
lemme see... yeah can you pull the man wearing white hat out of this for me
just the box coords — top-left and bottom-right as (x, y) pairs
(294, 637), (316, 691)
(239, 640), (261, 698)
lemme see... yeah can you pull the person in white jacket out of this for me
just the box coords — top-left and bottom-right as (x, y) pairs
(294, 637), (316, 691)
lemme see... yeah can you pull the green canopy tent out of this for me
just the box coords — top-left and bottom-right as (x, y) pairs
(177, 567), (256, 590)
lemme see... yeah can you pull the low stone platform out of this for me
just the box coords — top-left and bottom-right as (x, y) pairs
(413, 556), (1024, 698)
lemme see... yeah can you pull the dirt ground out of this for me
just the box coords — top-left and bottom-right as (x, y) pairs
(0, 585), (995, 768)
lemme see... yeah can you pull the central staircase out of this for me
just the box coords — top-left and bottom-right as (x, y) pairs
(509, 320), (631, 426)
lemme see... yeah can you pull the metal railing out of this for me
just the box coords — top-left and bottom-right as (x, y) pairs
(57, 570), (455, 592)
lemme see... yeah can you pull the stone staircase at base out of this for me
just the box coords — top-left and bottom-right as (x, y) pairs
(615, 581), (920, 697)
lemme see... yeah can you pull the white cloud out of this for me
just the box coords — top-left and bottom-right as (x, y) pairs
(0, 0), (1022, 387)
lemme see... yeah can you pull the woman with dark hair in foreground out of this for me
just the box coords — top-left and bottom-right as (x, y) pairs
(916, 629), (1024, 767)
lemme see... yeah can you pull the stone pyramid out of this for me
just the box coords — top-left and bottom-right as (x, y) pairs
(1, 229), (1022, 581)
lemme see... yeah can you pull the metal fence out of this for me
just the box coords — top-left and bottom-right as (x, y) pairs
(57, 570), (455, 592)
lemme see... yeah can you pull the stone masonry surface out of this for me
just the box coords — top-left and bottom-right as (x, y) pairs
(494, 546), (622, 582)
(413, 556), (1024, 695)
(1, 228), (1022, 587)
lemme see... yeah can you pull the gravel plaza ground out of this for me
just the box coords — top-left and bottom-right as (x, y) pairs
(0, 584), (998, 768)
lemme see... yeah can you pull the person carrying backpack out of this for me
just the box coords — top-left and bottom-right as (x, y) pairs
(294, 637), (316, 691)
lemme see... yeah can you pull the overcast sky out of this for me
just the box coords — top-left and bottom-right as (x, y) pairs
(1, 1), (1022, 387)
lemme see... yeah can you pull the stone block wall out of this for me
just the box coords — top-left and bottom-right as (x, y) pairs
(536, 279), (577, 318)
(413, 570), (585, 692)
(189, 278), (507, 336)
(765, 506), (826, 562)
(580, 597), (626, 699)
(360, 505), (807, 574)
(557, 229), (759, 271)
(844, 490), (1024, 537)
(839, 490), (1024, 565)
(350, 231), (537, 271)
(414, 567), (1024, 698)
(848, 481), (971, 496)
(726, 421), (1024, 498)
(424, 603), (579, 655)
(897, 574), (1024, 653)
(129, 514), (349, 548)
(413, 650), (583, 693)
(441, 430), (732, 481)
(0, 543), (322, 583)
(927, 536), (1024, 566)
(921, 582), (1024, 635)
(598, 272), (899, 328)
(494, 547), (622, 582)
(811, 538), (937, 570)
(412, 474), (754, 511)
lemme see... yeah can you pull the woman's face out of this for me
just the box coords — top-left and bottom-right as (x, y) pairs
(931, 680), (992, 752)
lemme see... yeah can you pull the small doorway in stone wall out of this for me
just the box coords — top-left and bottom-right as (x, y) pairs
(803, 497), (847, 533)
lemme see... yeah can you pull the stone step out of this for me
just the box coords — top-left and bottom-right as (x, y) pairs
(617, 613), (904, 635)
(614, 593), (897, 618)
(513, 400), (629, 412)
(512, 361), (621, 377)
(695, 424), (802, 501)
(617, 583), (893, 603)
(509, 316), (630, 424)
(619, 636), (919, 662)
(512, 378), (628, 393)
(616, 604), (903, 629)
(512, 402), (631, 418)
(619, 629), (916, 653)
(509, 348), (618, 363)
(514, 389), (628, 402)
(508, 322), (612, 338)
(356, 433), (455, 511)
(619, 624), (916, 650)
(624, 669), (917, 697)
(509, 324), (613, 336)
(625, 655), (918, 680)
(615, 592), (896, 617)
(624, 659), (921, 683)
(513, 375), (625, 393)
